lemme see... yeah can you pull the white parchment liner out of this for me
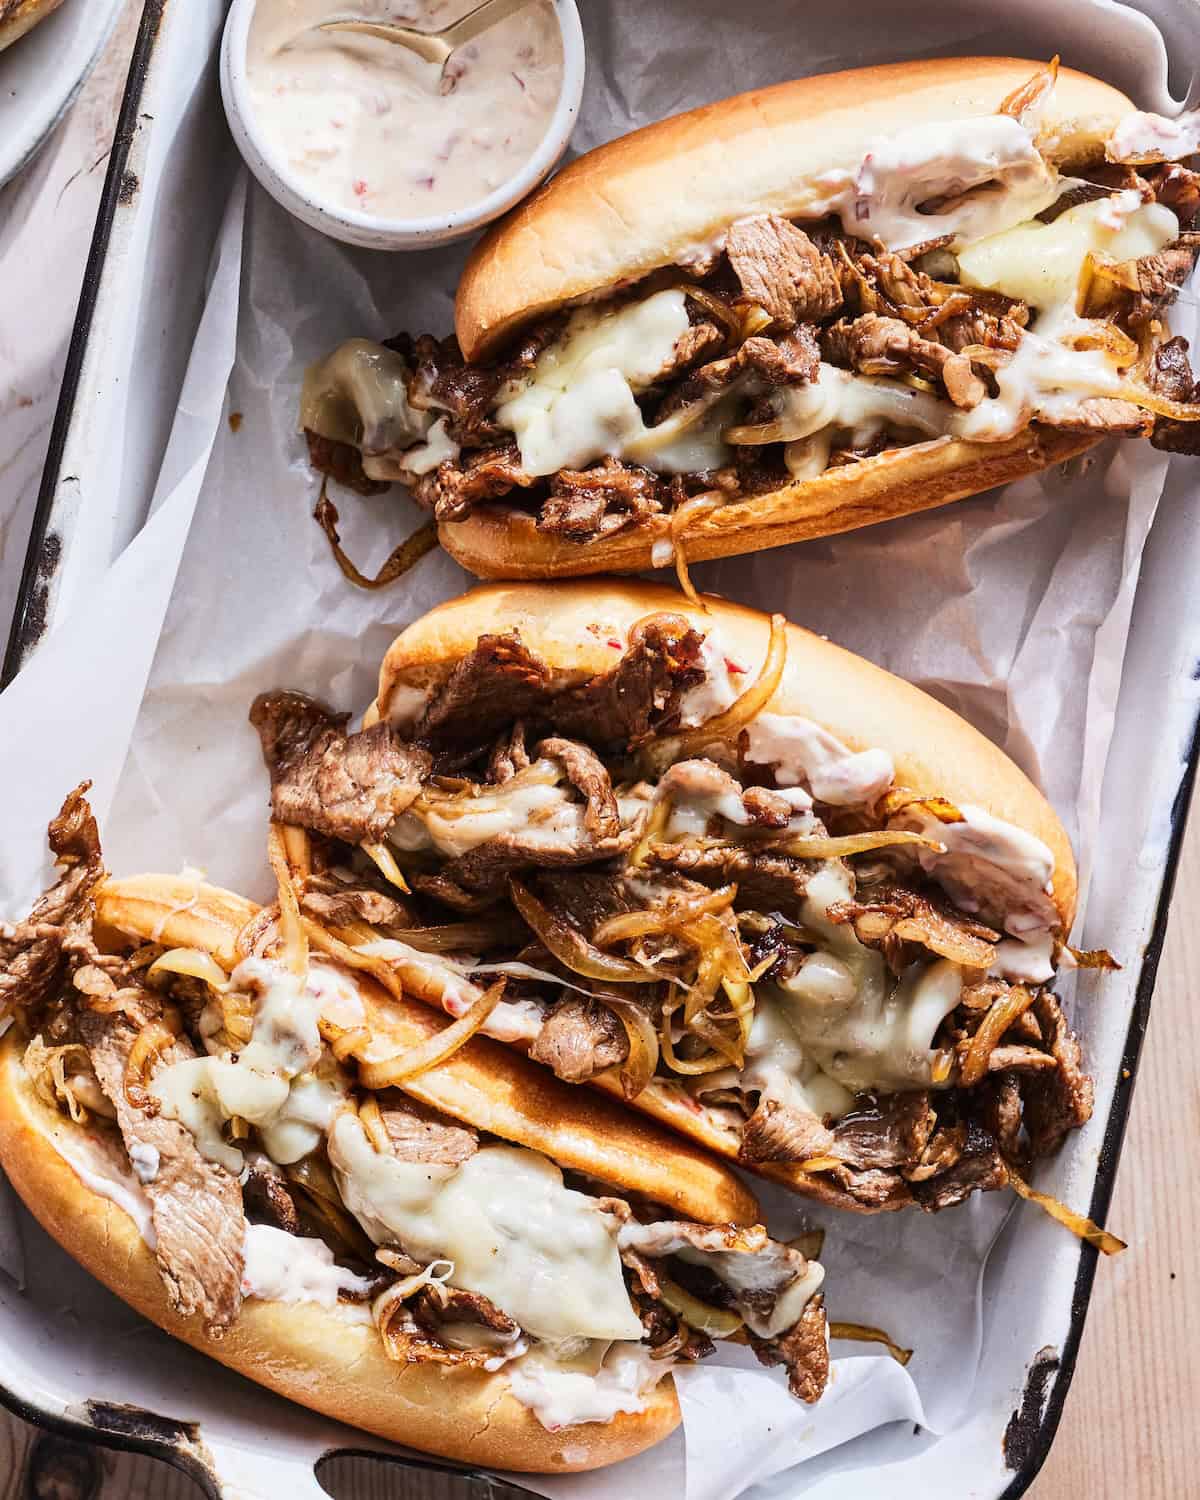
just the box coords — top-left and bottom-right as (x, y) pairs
(0, 1), (1196, 1495)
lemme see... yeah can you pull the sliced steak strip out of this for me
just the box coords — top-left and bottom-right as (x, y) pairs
(739, 1097), (835, 1164)
(725, 215), (843, 327)
(1148, 335), (1200, 455)
(528, 998), (629, 1083)
(250, 690), (431, 844)
(1048, 397), (1153, 436)
(81, 1013), (245, 1335)
(535, 738), (621, 839)
(0, 784), (106, 1016)
(828, 1092), (935, 1171)
(646, 841), (817, 918)
(552, 615), (705, 748)
(378, 1095), (480, 1166)
(416, 632), (551, 746)
(749, 1294), (830, 1404)
(909, 1120), (1008, 1211)
(1022, 991), (1093, 1158)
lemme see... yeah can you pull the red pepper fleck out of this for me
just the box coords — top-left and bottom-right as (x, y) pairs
(607, 638), (622, 650)
(725, 658), (748, 674)
(352, 178), (368, 197)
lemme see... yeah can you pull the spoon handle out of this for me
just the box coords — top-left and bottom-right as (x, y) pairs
(443, 0), (540, 52)
(316, 19), (452, 65)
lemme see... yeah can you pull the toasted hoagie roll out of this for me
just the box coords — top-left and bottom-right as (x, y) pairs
(241, 581), (1109, 1226)
(301, 57), (1200, 582)
(0, 789), (834, 1474)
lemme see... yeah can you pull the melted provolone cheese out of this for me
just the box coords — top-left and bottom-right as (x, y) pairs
(390, 760), (582, 859)
(957, 196), (1179, 312)
(496, 291), (732, 475)
(768, 363), (958, 447)
(151, 958), (349, 1174)
(301, 339), (437, 472)
(328, 1116), (644, 1342)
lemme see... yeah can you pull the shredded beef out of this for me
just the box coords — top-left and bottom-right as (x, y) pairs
(300, 880), (414, 930)
(1148, 335), (1200, 454)
(1022, 991), (1093, 1158)
(0, 784), (105, 1016)
(81, 1014), (245, 1334)
(553, 615), (706, 748)
(981, 1075), (1023, 1163)
(749, 1294), (830, 1404)
(739, 1097), (834, 1164)
(411, 441), (535, 523)
(528, 998), (629, 1082)
(657, 759), (793, 830)
(530, 870), (634, 936)
(909, 1120), (1008, 1211)
(412, 1280), (521, 1341)
(250, 690), (430, 844)
(1048, 397), (1154, 436)
(379, 1095), (480, 1166)
(725, 215), (843, 327)
(488, 721), (531, 783)
(1149, 163), (1200, 225)
(540, 458), (662, 540)
(829, 1092), (935, 1171)
(304, 429), (389, 496)
(903, 1118), (968, 1184)
(826, 883), (998, 972)
(822, 313), (985, 409)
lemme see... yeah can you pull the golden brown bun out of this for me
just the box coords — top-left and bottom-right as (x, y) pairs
(0, 0), (66, 52)
(456, 59), (1133, 360)
(438, 428), (1100, 578)
(367, 581), (1077, 1209)
(370, 581), (1077, 930)
(95, 874), (760, 1228)
(0, 1030), (679, 1472)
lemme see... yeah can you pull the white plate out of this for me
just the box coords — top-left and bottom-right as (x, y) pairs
(0, 0), (126, 189)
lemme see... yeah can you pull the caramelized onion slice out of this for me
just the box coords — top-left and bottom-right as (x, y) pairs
(147, 948), (230, 991)
(661, 613), (788, 762)
(594, 884), (738, 947)
(357, 979), (505, 1088)
(658, 1272), (744, 1338)
(959, 983), (1035, 1087)
(597, 991), (661, 1100)
(775, 829), (945, 859)
(829, 1321), (914, 1366)
(510, 879), (648, 983)
(1008, 1168), (1126, 1255)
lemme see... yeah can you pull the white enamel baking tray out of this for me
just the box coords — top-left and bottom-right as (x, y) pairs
(4, 1), (1200, 1496)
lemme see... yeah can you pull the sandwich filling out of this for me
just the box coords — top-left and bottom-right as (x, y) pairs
(245, 610), (1102, 1216)
(0, 789), (830, 1426)
(303, 63), (1200, 552)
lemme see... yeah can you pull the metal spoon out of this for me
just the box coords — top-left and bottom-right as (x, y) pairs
(318, 0), (539, 82)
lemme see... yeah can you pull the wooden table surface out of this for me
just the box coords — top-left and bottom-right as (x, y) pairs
(0, 6), (1196, 1496)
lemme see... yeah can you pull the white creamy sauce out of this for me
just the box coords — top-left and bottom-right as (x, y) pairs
(896, 802), (1058, 939)
(497, 291), (733, 476)
(505, 1342), (668, 1431)
(814, 113), (1059, 250)
(993, 932), (1056, 984)
(329, 1117), (644, 1342)
(128, 1142), (160, 1184)
(1108, 108), (1200, 164)
(356, 935), (545, 1042)
(246, 0), (564, 220)
(52, 1129), (157, 1248)
(151, 958), (349, 1174)
(241, 1222), (374, 1307)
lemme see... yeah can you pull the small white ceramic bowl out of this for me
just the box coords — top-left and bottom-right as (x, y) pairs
(220, 0), (584, 251)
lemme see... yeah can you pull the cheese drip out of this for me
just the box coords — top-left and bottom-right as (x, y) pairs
(497, 290), (734, 475)
(329, 1116), (645, 1342)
